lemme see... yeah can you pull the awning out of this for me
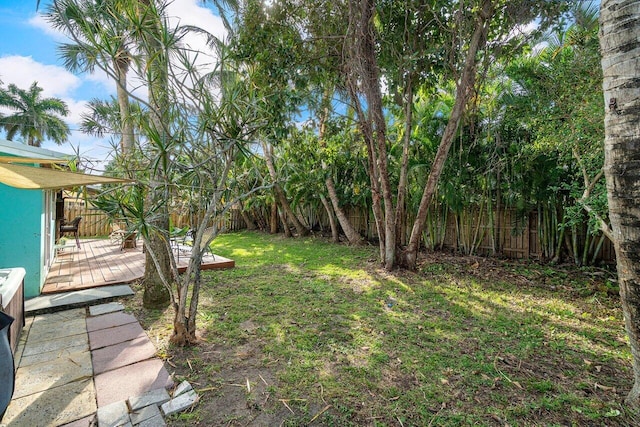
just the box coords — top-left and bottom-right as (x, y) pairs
(0, 163), (133, 190)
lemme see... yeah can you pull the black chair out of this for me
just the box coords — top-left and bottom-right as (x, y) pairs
(60, 216), (82, 248)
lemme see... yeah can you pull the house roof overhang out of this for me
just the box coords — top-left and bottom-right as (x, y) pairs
(0, 156), (72, 165)
(0, 138), (74, 161)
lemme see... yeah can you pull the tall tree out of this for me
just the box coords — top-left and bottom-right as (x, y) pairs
(375, 0), (442, 248)
(345, 0), (397, 267)
(599, 0), (640, 410)
(83, 3), (264, 344)
(49, 0), (175, 308)
(231, 0), (311, 236)
(317, 94), (364, 245)
(134, 0), (173, 308)
(402, 0), (495, 268)
(0, 82), (70, 147)
(47, 0), (135, 154)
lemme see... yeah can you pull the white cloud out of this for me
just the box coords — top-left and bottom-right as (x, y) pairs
(62, 97), (89, 127)
(0, 55), (81, 98)
(28, 12), (67, 42)
(166, 0), (228, 72)
(167, 0), (227, 42)
(84, 68), (116, 94)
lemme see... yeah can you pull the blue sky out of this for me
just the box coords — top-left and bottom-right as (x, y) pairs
(0, 0), (226, 169)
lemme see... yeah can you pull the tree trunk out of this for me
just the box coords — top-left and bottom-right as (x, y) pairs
(114, 52), (134, 154)
(317, 92), (363, 245)
(325, 175), (363, 245)
(262, 141), (310, 236)
(320, 193), (339, 243)
(599, 0), (640, 409)
(139, 0), (171, 309)
(345, 0), (390, 264)
(278, 203), (292, 237)
(239, 201), (257, 230)
(395, 77), (414, 247)
(270, 202), (278, 234)
(172, 238), (203, 346)
(142, 219), (171, 308)
(403, 0), (494, 269)
(350, 89), (385, 260)
(355, 0), (396, 269)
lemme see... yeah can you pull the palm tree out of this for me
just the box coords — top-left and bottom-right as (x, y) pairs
(0, 82), (70, 147)
(48, 0), (171, 307)
(599, 0), (640, 410)
(46, 0), (135, 153)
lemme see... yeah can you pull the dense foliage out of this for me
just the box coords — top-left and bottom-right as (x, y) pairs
(222, 0), (606, 266)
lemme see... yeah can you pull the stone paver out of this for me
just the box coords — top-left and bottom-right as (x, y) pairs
(86, 312), (138, 333)
(161, 389), (199, 416)
(89, 302), (125, 317)
(13, 350), (92, 399)
(173, 380), (193, 397)
(30, 308), (85, 324)
(94, 359), (174, 407)
(26, 317), (87, 344)
(3, 294), (186, 427)
(137, 414), (166, 427)
(1, 378), (96, 427)
(96, 400), (130, 427)
(59, 414), (96, 427)
(89, 322), (146, 350)
(21, 331), (88, 357)
(25, 285), (134, 315)
(129, 404), (162, 425)
(91, 335), (157, 374)
(129, 388), (171, 411)
(19, 343), (89, 367)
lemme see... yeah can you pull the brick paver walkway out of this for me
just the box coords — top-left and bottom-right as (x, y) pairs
(1, 303), (173, 427)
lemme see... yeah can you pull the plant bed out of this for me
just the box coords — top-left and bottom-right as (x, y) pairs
(125, 231), (633, 426)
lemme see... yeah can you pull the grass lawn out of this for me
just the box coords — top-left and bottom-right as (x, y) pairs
(128, 231), (633, 426)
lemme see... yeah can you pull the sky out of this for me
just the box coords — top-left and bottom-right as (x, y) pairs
(0, 0), (227, 170)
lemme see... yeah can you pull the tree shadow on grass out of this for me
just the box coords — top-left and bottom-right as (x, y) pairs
(179, 234), (634, 425)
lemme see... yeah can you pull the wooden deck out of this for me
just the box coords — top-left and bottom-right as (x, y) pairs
(43, 238), (235, 295)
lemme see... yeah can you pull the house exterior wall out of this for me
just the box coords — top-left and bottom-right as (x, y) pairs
(0, 183), (48, 298)
(0, 139), (67, 299)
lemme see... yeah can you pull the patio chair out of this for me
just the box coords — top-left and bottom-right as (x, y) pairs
(59, 216), (82, 248)
(171, 227), (215, 262)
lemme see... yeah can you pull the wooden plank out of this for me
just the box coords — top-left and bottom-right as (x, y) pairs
(43, 238), (235, 294)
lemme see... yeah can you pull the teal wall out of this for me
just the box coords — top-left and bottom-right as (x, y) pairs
(0, 183), (45, 298)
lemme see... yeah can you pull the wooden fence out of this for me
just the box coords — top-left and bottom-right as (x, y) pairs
(64, 201), (615, 264)
(63, 206), (245, 237)
(293, 205), (616, 264)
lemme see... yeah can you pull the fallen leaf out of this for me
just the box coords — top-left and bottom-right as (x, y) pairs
(595, 383), (616, 392)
